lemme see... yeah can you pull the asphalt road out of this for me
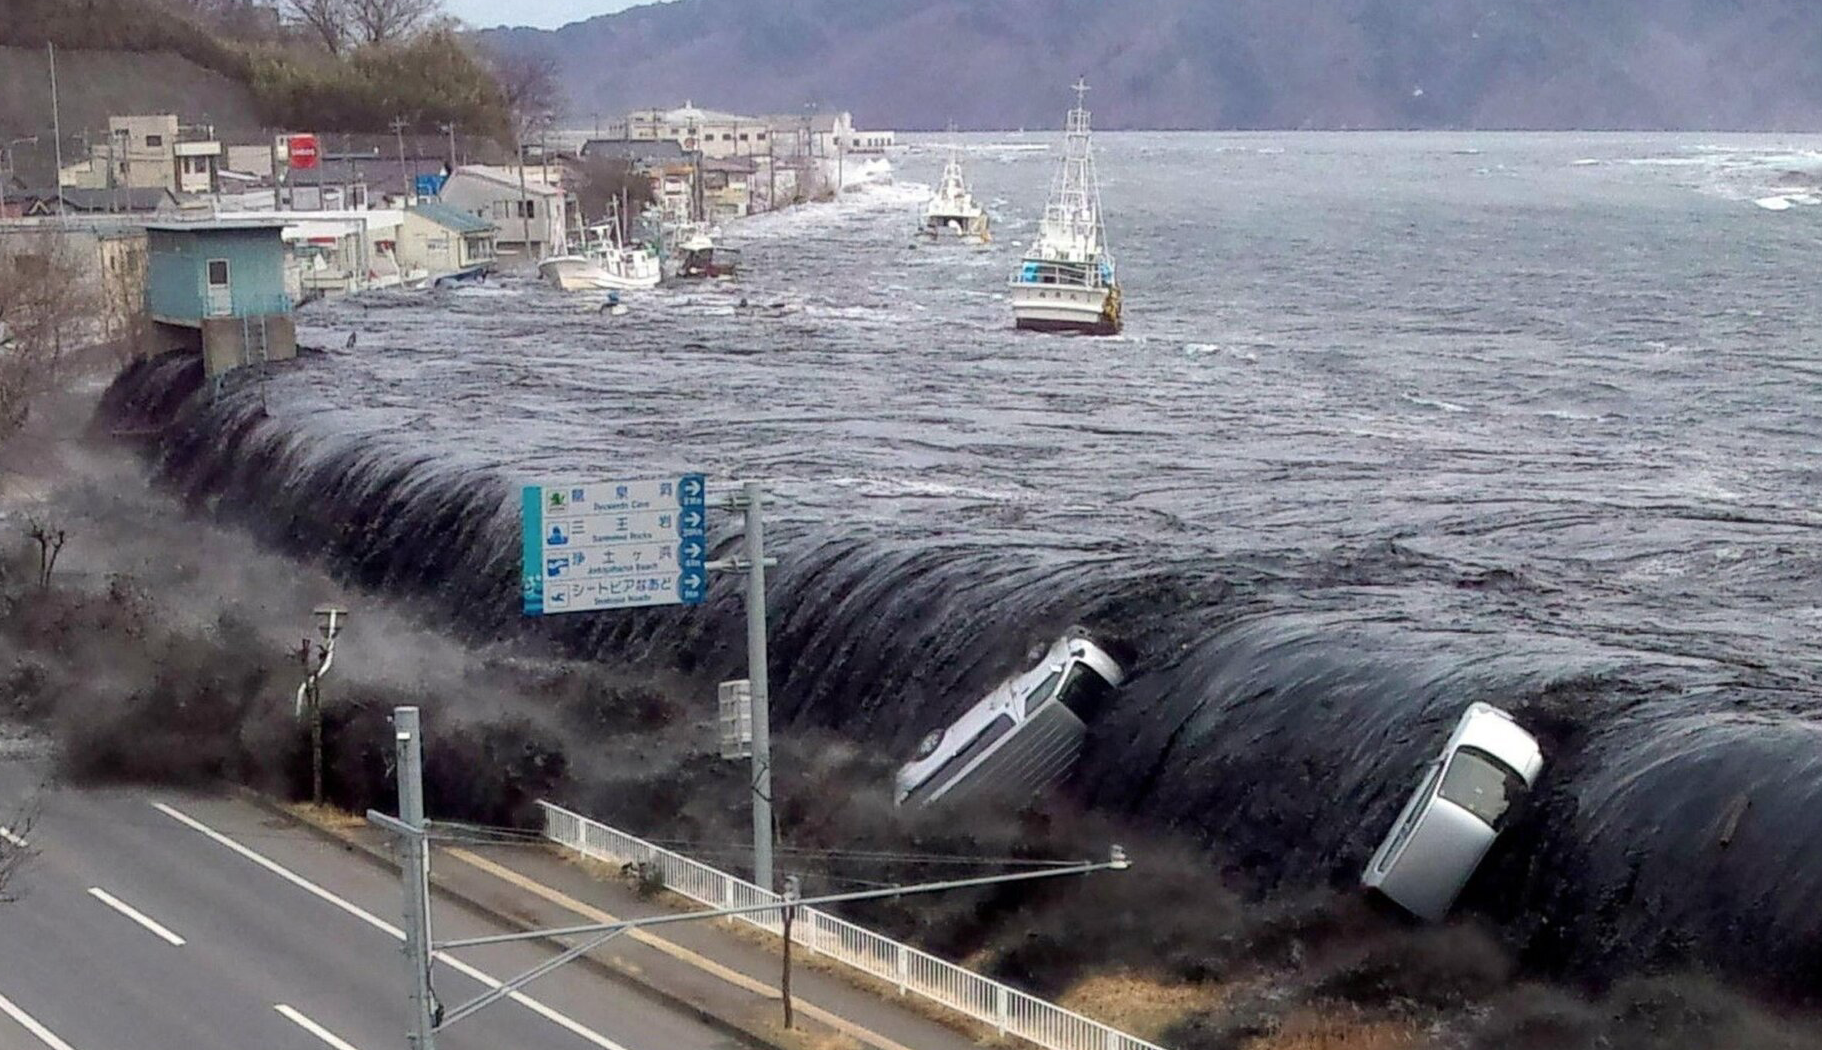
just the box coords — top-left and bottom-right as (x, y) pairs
(0, 759), (749, 1050)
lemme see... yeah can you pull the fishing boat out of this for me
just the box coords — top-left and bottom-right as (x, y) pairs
(672, 224), (741, 280)
(539, 199), (662, 292)
(1008, 79), (1121, 335)
(922, 139), (990, 242)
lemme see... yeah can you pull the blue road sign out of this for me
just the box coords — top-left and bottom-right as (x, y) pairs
(522, 474), (708, 615)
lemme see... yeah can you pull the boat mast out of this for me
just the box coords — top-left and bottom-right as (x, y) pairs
(1042, 78), (1105, 264)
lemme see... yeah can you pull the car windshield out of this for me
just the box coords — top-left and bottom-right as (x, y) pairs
(1438, 747), (1526, 828)
(1055, 663), (1116, 721)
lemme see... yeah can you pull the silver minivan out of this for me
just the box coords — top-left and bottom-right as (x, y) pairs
(1363, 702), (1545, 921)
(895, 631), (1125, 808)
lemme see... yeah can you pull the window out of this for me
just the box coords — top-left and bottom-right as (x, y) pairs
(1376, 763), (1443, 873)
(1022, 669), (1063, 716)
(721, 133), (732, 141)
(738, 133), (749, 142)
(1055, 665), (1117, 720)
(1438, 748), (1526, 828)
(146, 134), (163, 148)
(904, 714), (1014, 806)
(757, 132), (767, 141)
(517, 200), (537, 219)
(207, 259), (230, 286)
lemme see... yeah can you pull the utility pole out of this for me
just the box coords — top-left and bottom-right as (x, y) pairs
(438, 122), (457, 170)
(394, 706), (439, 1050)
(742, 480), (774, 889)
(47, 43), (64, 217)
(780, 875), (799, 1029)
(517, 136), (532, 258)
(295, 606), (347, 807)
(391, 116), (410, 205)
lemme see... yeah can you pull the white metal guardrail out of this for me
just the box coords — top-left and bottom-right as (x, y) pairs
(538, 801), (1168, 1050)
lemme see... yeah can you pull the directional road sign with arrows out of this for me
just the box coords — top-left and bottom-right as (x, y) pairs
(520, 474), (708, 614)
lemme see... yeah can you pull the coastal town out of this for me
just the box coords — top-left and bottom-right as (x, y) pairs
(0, 96), (894, 376)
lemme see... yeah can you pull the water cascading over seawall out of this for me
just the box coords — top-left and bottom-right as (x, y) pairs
(96, 351), (1822, 991)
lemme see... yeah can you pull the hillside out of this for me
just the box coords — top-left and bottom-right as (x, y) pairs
(0, 0), (514, 143)
(478, 0), (1822, 130)
(0, 46), (263, 141)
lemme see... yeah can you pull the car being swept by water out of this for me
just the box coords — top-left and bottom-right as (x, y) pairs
(1363, 702), (1545, 921)
(894, 631), (1126, 808)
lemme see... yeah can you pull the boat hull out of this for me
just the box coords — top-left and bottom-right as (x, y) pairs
(1009, 282), (1121, 335)
(540, 256), (661, 292)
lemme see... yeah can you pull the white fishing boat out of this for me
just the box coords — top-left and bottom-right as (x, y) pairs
(540, 200), (662, 292)
(922, 140), (990, 242)
(1009, 79), (1121, 336)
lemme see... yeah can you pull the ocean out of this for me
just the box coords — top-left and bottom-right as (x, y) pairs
(115, 132), (1822, 983)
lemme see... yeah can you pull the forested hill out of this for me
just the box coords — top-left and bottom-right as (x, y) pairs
(0, 0), (513, 139)
(478, 0), (1822, 130)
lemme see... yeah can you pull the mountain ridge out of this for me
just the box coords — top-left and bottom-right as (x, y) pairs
(477, 0), (1822, 131)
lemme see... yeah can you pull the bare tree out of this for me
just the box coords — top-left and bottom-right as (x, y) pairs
(0, 793), (39, 904)
(574, 157), (656, 232)
(490, 48), (563, 141)
(349, 0), (439, 45)
(285, 0), (351, 55)
(0, 233), (97, 443)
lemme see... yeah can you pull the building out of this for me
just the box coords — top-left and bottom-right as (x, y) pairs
(8, 186), (181, 216)
(580, 139), (689, 166)
(0, 218), (149, 347)
(437, 165), (569, 258)
(98, 115), (222, 195)
(271, 211), (407, 297)
(701, 157), (756, 220)
(399, 202), (497, 282)
(143, 219), (296, 377)
(617, 104), (773, 160)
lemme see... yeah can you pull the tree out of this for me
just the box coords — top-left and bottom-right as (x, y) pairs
(0, 233), (97, 443)
(285, 0), (350, 54)
(488, 48), (562, 143)
(348, 0), (439, 45)
(574, 157), (656, 233)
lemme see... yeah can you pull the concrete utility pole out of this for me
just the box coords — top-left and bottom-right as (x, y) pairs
(740, 480), (774, 889)
(391, 116), (411, 204)
(517, 138), (532, 257)
(47, 43), (64, 217)
(438, 122), (457, 170)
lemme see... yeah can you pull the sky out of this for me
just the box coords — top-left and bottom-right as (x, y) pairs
(445, 0), (670, 30)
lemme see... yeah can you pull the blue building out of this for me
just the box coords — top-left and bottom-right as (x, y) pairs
(144, 219), (296, 377)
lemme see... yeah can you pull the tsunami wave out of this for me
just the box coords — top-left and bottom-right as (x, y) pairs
(96, 352), (1822, 991)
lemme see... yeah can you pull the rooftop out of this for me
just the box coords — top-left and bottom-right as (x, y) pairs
(409, 200), (493, 234)
(143, 217), (288, 233)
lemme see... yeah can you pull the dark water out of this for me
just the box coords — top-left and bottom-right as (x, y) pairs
(108, 132), (1822, 986)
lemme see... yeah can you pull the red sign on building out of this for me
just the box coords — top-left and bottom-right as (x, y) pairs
(287, 134), (320, 170)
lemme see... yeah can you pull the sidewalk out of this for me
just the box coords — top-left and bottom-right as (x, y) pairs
(315, 810), (988, 1050)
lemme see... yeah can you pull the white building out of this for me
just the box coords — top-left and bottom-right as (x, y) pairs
(437, 165), (569, 258)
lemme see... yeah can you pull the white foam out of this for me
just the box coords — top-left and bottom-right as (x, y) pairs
(1754, 196), (1795, 211)
(1403, 393), (1470, 413)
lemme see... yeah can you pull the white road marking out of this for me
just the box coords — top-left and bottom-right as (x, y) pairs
(152, 802), (632, 1050)
(275, 1004), (363, 1050)
(87, 887), (187, 946)
(0, 989), (80, 1050)
(0, 828), (26, 849)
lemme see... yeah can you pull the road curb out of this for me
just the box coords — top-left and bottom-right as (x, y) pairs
(232, 787), (804, 1050)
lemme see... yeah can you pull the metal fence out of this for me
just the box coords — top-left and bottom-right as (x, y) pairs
(538, 801), (1168, 1050)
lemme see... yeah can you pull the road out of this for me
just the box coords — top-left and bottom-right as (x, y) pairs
(0, 759), (748, 1050)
